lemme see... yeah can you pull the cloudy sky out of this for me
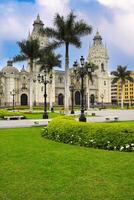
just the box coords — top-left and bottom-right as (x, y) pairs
(0, 0), (134, 71)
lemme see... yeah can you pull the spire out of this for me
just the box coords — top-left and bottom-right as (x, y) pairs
(93, 30), (102, 45)
(21, 65), (25, 72)
(28, 30), (31, 40)
(37, 14), (40, 22)
(33, 14), (44, 26)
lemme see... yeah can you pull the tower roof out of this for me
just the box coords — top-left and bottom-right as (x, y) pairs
(33, 14), (44, 26)
(93, 31), (102, 41)
(1, 60), (19, 74)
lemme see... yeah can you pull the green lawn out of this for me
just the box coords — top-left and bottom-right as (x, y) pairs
(0, 127), (134, 200)
(23, 112), (63, 119)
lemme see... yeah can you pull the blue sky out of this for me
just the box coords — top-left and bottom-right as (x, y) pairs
(0, 0), (134, 71)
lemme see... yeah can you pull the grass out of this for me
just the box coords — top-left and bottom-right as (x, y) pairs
(0, 127), (134, 200)
(23, 112), (63, 119)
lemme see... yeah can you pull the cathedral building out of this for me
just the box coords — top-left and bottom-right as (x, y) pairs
(0, 15), (111, 108)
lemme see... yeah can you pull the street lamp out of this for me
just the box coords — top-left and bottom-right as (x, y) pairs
(73, 56), (93, 122)
(10, 89), (18, 111)
(37, 67), (52, 119)
(69, 83), (75, 114)
(100, 94), (104, 108)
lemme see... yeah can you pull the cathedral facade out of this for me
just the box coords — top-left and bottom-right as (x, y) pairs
(0, 15), (111, 108)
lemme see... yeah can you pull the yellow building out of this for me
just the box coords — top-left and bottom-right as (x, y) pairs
(117, 71), (134, 106)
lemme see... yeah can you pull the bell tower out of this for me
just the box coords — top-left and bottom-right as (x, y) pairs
(87, 31), (109, 74)
(27, 14), (49, 73)
(86, 31), (111, 106)
(31, 14), (49, 48)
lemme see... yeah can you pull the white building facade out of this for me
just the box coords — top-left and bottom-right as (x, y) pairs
(0, 15), (111, 108)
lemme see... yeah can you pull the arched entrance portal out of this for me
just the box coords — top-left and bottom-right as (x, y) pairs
(21, 94), (28, 106)
(75, 91), (80, 105)
(58, 93), (64, 105)
(90, 94), (95, 108)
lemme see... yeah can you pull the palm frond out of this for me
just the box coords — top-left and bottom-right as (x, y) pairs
(69, 36), (81, 48)
(42, 28), (59, 38)
(41, 11), (92, 50)
(111, 77), (119, 84)
(111, 65), (132, 84)
(38, 49), (62, 72)
(13, 54), (27, 62)
(45, 40), (63, 51)
(126, 76), (134, 82)
(74, 20), (92, 36)
(16, 39), (40, 60)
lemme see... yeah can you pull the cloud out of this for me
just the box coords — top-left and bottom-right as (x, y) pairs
(95, 0), (134, 57)
(36, 0), (70, 13)
(0, 0), (71, 41)
(97, 0), (134, 11)
(0, 0), (71, 68)
(34, 0), (71, 28)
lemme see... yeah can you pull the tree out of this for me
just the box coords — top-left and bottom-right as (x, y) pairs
(83, 61), (98, 109)
(84, 61), (98, 83)
(13, 38), (41, 111)
(39, 49), (61, 72)
(111, 65), (133, 109)
(42, 11), (92, 111)
(38, 50), (61, 110)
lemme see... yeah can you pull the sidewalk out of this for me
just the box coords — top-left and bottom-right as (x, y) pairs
(0, 119), (51, 129)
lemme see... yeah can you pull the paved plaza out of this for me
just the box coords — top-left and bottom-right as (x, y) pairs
(87, 109), (134, 122)
(0, 119), (51, 129)
(0, 109), (134, 128)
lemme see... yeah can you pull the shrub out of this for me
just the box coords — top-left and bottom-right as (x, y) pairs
(0, 109), (25, 119)
(42, 117), (134, 152)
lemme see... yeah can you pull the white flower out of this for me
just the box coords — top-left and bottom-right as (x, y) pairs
(114, 146), (117, 150)
(107, 141), (110, 144)
(126, 144), (130, 149)
(70, 141), (73, 144)
(90, 139), (94, 142)
(131, 143), (134, 147)
(120, 146), (124, 151)
(132, 147), (134, 151)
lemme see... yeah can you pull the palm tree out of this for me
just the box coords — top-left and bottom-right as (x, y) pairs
(38, 49), (61, 110)
(42, 11), (92, 111)
(85, 61), (98, 83)
(13, 38), (41, 111)
(83, 61), (98, 109)
(39, 49), (61, 72)
(111, 65), (133, 109)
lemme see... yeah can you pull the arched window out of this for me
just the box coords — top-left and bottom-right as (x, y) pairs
(58, 76), (63, 83)
(58, 93), (64, 105)
(90, 94), (95, 107)
(75, 91), (80, 105)
(21, 94), (28, 106)
(101, 63), (105, 72)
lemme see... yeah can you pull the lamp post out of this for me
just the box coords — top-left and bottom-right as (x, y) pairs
(10, 89), (17, 111)
(100, 94), (104, 108)
(37, 67), (52, 119)
(69, 84), (75, 114)
(73, 56), (93, 122)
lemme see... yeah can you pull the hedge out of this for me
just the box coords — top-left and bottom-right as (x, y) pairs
(0, 109), (25, 119)
(42, 117), (134, 152)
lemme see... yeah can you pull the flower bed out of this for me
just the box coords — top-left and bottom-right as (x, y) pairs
(42, 117), (134, 152)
